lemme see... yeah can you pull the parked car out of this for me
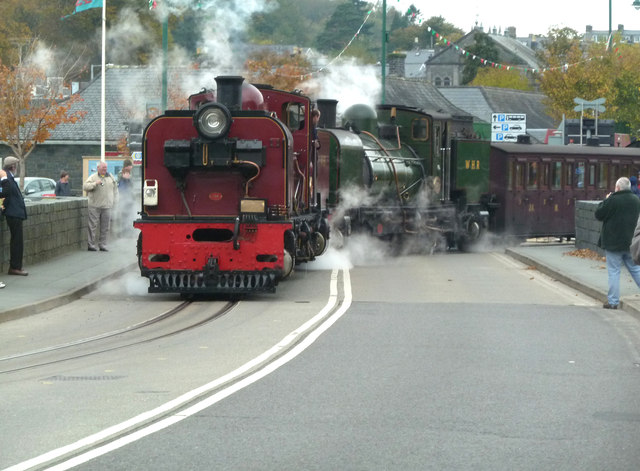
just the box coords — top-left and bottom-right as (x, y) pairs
(16, 177), (57, 198)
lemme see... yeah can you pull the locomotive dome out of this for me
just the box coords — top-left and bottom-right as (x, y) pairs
(241, 82), (265, 110)
(342, 103), (377, 133)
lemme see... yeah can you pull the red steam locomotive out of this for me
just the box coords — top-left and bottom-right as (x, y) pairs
(134, 76), (329, 294)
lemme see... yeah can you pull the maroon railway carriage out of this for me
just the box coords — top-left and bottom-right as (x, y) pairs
(134, 76), (329, 294)
(488, 143), (640, 238)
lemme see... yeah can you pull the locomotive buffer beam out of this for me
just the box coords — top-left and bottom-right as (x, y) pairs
(143, 256), (278, 294)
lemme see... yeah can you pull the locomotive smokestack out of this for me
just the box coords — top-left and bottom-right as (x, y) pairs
(215, 76), (244, 111)
(316, 99), (338, 128)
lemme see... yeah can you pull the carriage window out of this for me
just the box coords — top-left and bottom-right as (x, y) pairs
(589, 165), (596, 186)
(551, 162), (562, 189)
(565, 163), (573, 187)
(411, 118), (428, 140)
(598, 163), (609, 189)
(611, 165), (619, 185)
(527, 162), (539, 189)
(508, 161), (514, 190)
(622, 165), (629, 178)
(516, 163), (524, 189)
(542, 163), (550, 188)
(575, 162), (585, 188)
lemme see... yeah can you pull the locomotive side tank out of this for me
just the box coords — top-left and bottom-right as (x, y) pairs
(134, 76), (329, 294)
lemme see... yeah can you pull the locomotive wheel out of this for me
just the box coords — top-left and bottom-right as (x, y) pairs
(457, 219), (483, 252)
(282, 249), (294, 278)
(329, 228), (344, 249)
(311, 232), (327, 256)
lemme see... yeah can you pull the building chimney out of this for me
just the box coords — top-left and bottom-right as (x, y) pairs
(387, 53), (406, 77)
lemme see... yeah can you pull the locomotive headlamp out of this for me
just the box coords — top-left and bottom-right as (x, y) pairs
(194, 103), (232, 140)
(143, 179), (158, 206)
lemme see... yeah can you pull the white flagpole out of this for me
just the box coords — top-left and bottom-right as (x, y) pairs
(100, 0), (106, 162)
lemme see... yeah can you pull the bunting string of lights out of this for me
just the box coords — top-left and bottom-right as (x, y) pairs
(150, 0), (625, 80)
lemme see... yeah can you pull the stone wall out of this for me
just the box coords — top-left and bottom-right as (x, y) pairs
(0, 198), (88, 272)
(575, 200), (603, 255)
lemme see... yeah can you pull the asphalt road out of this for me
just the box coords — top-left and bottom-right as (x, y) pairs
(3, 250), (640, 470)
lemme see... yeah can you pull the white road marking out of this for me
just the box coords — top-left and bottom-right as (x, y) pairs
(6, 268), (352, 471)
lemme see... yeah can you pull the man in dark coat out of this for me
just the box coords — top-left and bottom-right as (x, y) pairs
(595, 176), (640, 309)
(0, 156), (28, 276)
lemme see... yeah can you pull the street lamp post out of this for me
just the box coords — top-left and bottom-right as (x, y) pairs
(610, 1), (640, 40)
(609, 0), (612, 38)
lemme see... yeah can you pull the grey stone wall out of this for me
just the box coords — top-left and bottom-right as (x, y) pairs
(575, 200), (603, 255)
(0, 198), (88, 272)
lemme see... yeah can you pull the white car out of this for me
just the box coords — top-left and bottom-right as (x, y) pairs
(16, 177), (57, 198)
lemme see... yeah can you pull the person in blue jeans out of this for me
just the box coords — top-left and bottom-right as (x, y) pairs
(595, 176), (640, 309)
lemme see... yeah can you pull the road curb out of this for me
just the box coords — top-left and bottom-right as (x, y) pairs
(505, 248), (640, 320)
(0, 263), (137, 324)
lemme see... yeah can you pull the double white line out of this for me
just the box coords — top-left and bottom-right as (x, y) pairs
(7, 268), (352, 471)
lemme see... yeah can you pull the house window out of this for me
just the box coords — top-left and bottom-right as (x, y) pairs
(434, 77), (442, 86)
(443, 77), (451, 86)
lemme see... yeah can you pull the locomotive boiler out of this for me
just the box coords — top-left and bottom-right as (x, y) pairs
(315, 101), (488, 250)
(134, 76), (329, 294)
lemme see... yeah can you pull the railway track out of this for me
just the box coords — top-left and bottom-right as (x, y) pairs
(0, 300), (238, 375)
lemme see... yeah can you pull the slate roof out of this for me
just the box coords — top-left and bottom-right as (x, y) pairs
(49, 66), (219, 143)
(384, 77), (473, 119)
(487, 34), (540, 69)
(48, 66), (554, 145)
(423, 29), (541, 71)
(438, 86), (557, 129)
(403, 49), (434, 78)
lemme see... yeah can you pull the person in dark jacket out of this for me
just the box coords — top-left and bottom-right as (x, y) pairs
(0, 156), (28, 276)
(595, 176), (640, 309)
(55, 170), (72, 196)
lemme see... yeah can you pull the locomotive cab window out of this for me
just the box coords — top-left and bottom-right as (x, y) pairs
(284, 103), (305, 131)
(411, 118), (428, 140)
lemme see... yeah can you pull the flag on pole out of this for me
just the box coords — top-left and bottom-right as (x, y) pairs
(63, 0), (103, 18)
(149, 0), (157, 9)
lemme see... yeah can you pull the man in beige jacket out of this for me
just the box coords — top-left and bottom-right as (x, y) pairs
(83, 162), (118, 251)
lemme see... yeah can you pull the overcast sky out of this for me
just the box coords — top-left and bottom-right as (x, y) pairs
(392, 0), (640, 36)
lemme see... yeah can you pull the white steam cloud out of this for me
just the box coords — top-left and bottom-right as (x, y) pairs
(302, 59), (381, 113)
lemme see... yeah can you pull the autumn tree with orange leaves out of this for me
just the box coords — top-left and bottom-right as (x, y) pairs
(245, 49), (312, 91)
(0, 48), (86, 187)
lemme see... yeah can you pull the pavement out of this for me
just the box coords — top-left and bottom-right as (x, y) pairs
(2, 238), (640, 323)
(0, 236), (138, 323)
